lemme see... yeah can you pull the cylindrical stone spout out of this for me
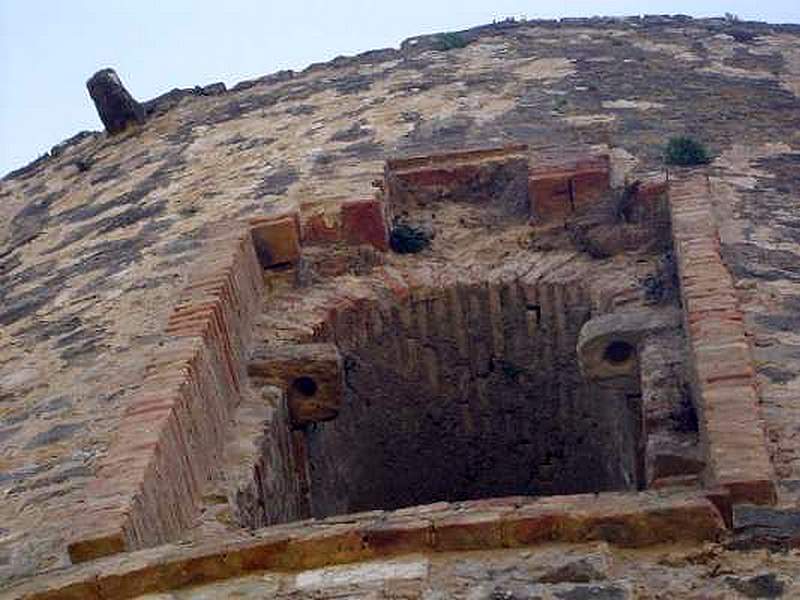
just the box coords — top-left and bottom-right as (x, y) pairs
(86, 68), (145, 134)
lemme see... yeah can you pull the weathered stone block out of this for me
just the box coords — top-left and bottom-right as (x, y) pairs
(433, 510), (507, 551)
(86, 68), (145, 134)
(250, 213), (301, 268)
(725, 573), (785, 599)
(507, 491), (723, 548)
(363, 515), (433, 554)
(731, 504), (800, 550)
(248, 343), (343, 425)
(536, 551), (611, 583)
(278, 524), (372, 570)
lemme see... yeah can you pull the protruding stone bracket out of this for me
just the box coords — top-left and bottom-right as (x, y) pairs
(577, 307), (681, 381)
(248, 343), (344, 426)
(250, 211), (302, 269)
(86, 68), (145, 134)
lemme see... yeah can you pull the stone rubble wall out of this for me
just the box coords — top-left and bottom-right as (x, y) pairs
(3, 14), (800, 585)
(124, 549), (800, 600)
(7, 13), (798, 182)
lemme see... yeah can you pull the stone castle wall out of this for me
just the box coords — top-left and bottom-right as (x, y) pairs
(2, 13), (800, 596)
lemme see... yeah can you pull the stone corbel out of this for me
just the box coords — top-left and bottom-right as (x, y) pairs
(248, 343), (344, 426)
(576, 307), (681, 381)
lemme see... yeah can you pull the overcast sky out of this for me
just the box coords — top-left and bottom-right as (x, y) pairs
(1, 0), (799, 176)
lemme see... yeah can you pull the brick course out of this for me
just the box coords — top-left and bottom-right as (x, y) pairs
(68, 226), (265, 563)
(669, 175), (775, 506)
(13, 489), (724, 600)
(301, 198), (388, 251)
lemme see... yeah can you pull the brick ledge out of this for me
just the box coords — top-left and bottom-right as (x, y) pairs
(12, 489), (724, 600)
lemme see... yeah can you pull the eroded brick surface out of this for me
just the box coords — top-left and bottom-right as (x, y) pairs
(68, 227), (264, 561)
(385, 145), (531, 219)
(6, 489), (725, 599)
(669, 176), (775, 506)
(200, 385), (307, 532)
(250, 213), (302, 267)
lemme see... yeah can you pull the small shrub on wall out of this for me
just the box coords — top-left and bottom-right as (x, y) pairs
(437, 32), (469, 51)
(664, 136), (711, 166)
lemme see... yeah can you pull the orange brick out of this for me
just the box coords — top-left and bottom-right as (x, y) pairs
(433, 510), (506, 551)
(363, 515), (432, 554)
(250, 213), (301, 267)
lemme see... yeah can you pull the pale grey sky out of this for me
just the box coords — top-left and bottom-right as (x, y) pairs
(1, 0), (799, 176)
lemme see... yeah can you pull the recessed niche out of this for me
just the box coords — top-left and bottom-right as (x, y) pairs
(301, 281), (644, 518)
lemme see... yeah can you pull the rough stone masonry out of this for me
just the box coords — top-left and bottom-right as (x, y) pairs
(2, 13), (800, 600)
(86, 69), (145, 135)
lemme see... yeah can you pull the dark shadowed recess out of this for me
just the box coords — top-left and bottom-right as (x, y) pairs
(304, 286), (642, 517)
